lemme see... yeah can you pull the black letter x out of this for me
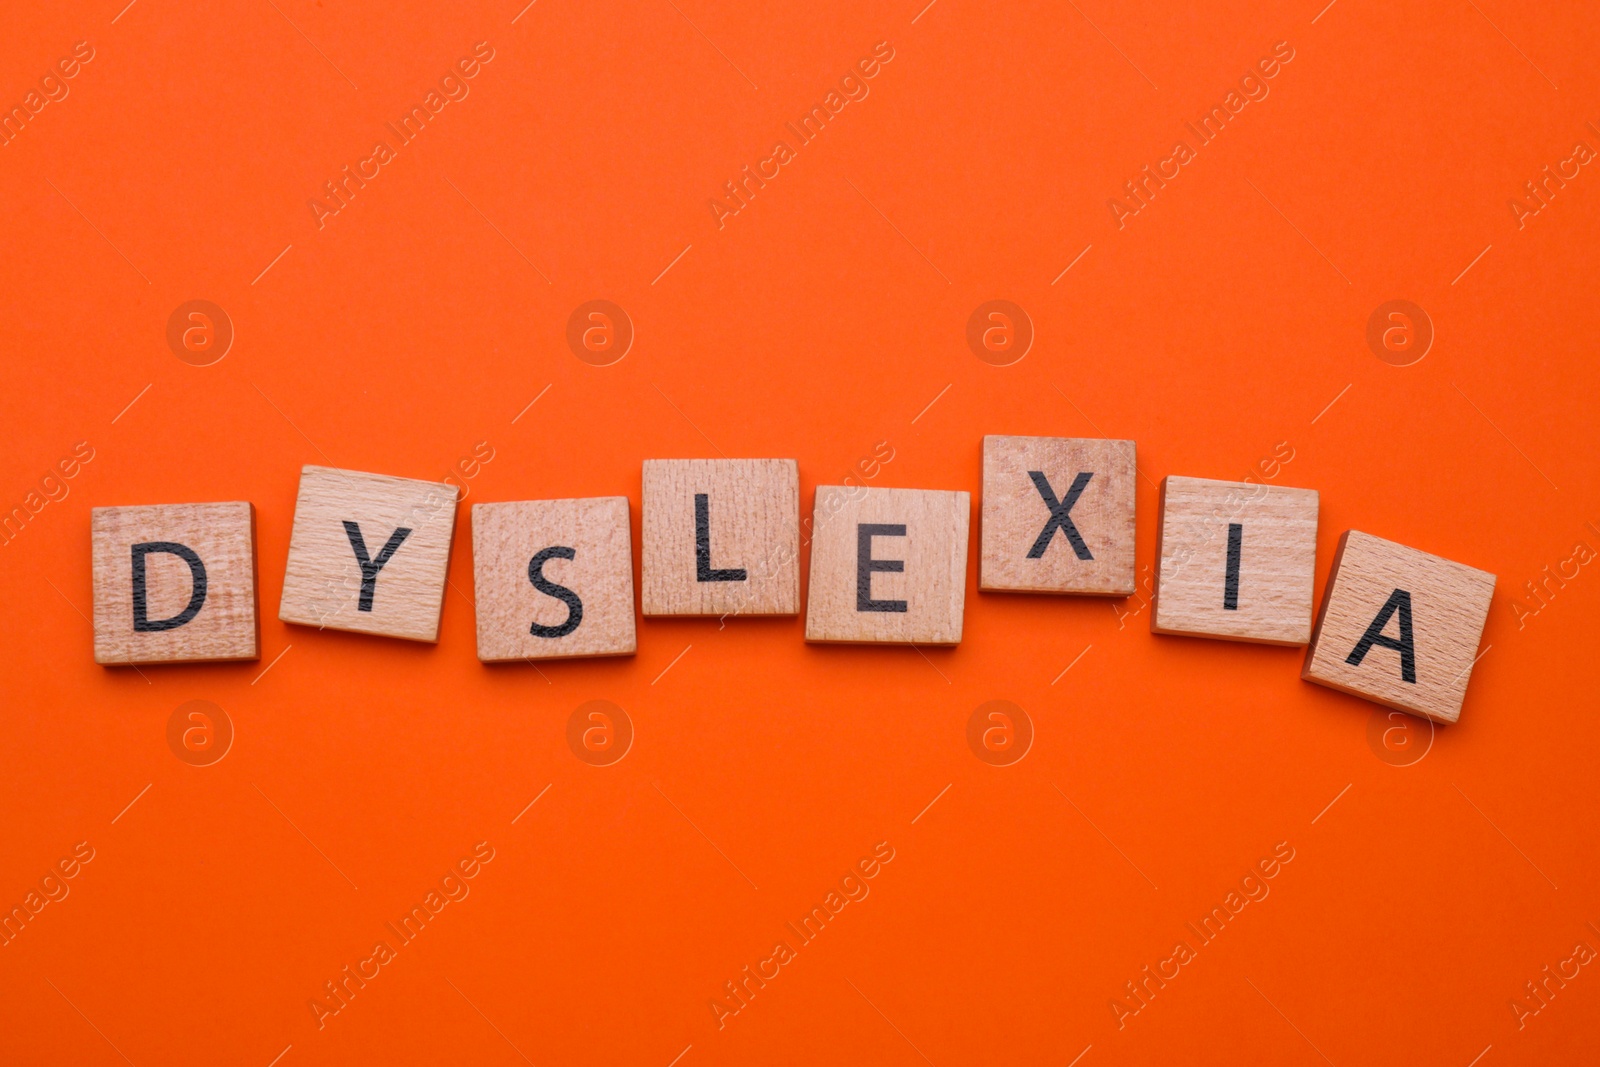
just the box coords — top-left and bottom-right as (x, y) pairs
(1026, 471), (1093, 560)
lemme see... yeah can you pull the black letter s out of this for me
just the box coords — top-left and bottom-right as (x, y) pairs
(528, 546), (583, 638)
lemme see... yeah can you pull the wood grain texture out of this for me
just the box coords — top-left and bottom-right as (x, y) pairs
(91, 502), (259, 665)
(980, 435), (1136, 595)
(804, 486), (970, 645)
(1152, 475), (1319, 645)
(641, 458), (799, 617)
(473, 497), (637, 662)
(1302, 530), (1495, 724)
(279, 466), (458, 642)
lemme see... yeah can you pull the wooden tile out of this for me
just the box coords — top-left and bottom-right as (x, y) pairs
(980, 435), (1136, 595)
(1153, 475), (1319, 645)
(804, 486), (970, 645)
(472, 497), (637, 662)
(1302, 530), (1495, 724)
(279, 466), (459, 642)
(641, 459), (799, 617)
(91, 502), (259, 665)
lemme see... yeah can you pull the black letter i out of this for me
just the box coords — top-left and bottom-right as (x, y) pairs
(1223, 523), (1242, 610)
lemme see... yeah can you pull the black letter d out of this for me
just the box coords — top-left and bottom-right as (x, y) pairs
(131, 542), (207, 632)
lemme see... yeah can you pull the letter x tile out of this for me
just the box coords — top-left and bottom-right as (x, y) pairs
(980, 435), (1137, 596)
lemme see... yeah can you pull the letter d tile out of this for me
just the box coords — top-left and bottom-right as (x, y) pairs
(92, 502), (259, 664)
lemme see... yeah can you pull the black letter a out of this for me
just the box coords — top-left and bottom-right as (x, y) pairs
(1345, 588), (1416, 683)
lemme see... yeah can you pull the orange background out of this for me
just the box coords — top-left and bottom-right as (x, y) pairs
(3, 0), (1599, 1063)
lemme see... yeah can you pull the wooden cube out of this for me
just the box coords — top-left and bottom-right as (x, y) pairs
(641, 459), (799, 617)
(1303, 531), (1495, 724)
(1153, 476), (1319, 645)
(91, 502), (259, 664)
(279, 466), (459, 642)
(473, 497), (637, 661)
(980, 435), (1136, 595)
(804, 486), (970, 645)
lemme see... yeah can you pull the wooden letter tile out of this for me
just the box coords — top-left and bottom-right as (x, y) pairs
(473, 497), (637, 662)
(804, 486), (970, 645)
(1302, 530), (1495, 724)
(1153, 476), (1319, 645)
(641, 459), (799, 617)
(91, 502), (259, 664)
(980, 435), (1136, 595)
(279, 466), (459, 642)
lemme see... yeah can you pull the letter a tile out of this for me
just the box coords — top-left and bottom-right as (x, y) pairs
(279, 466), (459, 642)
(473, 497), (637, 662)
(804, 486), (969, 644)
(91, 502), (259, 664)
(980, 435), (1136, 595)
(1153, 475), (1319, 645)
(641, 459), (799, 617)
(1302, 530), (1495, 724)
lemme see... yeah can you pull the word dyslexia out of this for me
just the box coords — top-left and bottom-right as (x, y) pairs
(87, 436), (1497, 724)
